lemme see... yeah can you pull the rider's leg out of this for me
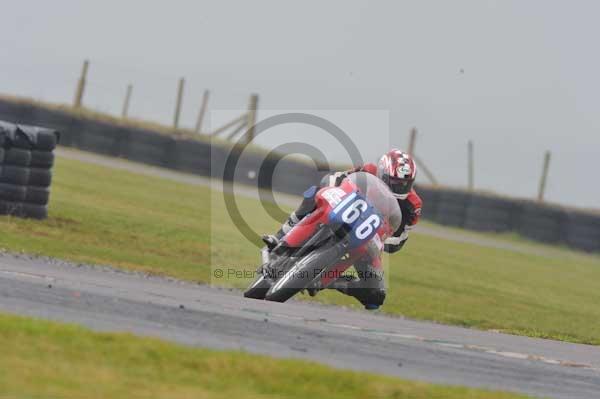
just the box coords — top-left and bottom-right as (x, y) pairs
(330, 256), (386, 310)
(262, 185), (319, 250)
(265, 172), (339, 247)
(276, 185), (318, 238)
(262, 170), (342, 261)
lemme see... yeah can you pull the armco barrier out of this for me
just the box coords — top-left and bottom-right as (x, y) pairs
(123, 128), (173, 167)
(409, 184), (600, 252)
(516, 202), (567, 244)
(77, 119), (119, 155)
(464, 195), (521, 232)
(0, 98), (599, 251)
(564, 211), (600, 252)
(434, 189), (471, 227)
(171, 139), (210, 173)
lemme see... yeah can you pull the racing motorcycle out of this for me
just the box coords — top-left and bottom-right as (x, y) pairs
(244, 171), (402, 303)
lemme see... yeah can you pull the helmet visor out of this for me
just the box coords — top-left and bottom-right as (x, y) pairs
(383, 175), (413, 196)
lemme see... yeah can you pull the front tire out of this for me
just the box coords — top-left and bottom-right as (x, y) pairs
(264, 242), (345, 303)
(243, 274), (271, 300)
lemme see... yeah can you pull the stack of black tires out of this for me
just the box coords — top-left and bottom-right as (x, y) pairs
(0, 121), (59, 220)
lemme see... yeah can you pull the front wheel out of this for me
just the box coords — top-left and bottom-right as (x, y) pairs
(243, 273), (271, 299)
(264, 241), (345, 303)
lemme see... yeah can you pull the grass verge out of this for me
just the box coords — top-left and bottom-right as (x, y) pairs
(0, 155), (599, 344)
(0, 312), (532, 399)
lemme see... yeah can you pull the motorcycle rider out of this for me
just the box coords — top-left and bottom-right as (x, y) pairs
(262, 149), (422, 309)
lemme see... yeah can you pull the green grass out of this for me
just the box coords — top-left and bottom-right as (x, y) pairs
(0, 313), (532, 399)
(1, 155), (600, 345)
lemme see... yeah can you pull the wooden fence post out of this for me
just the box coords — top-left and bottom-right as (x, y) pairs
(73, 59), (89, 108)
(195, 90), (210, 134)
(537, 151), (551, 202)
(408, 127), (417, 155)
(173, 77), (185, 129)
(414, 156), (438, 186)
(245, 94), (259, 143)
(210, 114), (247, 137)
(121, 84), (133, 119)
(468, 140), (474, 191)
(226, 121), (248, 141)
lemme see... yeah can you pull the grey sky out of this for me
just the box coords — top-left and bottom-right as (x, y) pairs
(2, 0), (599, 208)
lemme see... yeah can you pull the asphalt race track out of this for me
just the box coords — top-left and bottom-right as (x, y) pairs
(1, 253), (599, 399)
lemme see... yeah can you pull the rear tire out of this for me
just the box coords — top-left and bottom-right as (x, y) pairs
(0, 200), (22, 216)
(4, 148), (30, 166)
(30, 150), (54, 168)
(0, 201), (47, 219)
(0, 166), (29, 185)
(34, 130), (58, 151)
(28, 168), (52, 187)
(0, 183), (27, 201)
(25, 186), (50, 206)
(22, 203), (48, 219)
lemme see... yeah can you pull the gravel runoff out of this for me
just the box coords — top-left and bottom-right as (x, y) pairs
(0, 251), (599, 399)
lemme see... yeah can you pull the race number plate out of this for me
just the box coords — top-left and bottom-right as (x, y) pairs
(328, 191), (382, 248)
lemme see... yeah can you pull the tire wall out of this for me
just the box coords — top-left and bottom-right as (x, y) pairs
(0, 119), (58, 219)
(0, 99), (327, 198)
(1, 98), (598, 251)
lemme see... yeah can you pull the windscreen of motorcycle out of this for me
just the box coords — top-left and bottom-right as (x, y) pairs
(346, 172), (403, 234)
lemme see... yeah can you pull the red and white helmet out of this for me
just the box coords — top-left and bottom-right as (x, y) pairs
(377, 149), (417, 199)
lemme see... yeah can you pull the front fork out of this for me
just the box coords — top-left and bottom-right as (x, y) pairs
(260, 246), (271, 265)
(262, 224), (346, 279)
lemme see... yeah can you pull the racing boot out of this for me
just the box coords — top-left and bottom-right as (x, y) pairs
(329, 264), (386, 310)
(261, 234), (279, 251)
